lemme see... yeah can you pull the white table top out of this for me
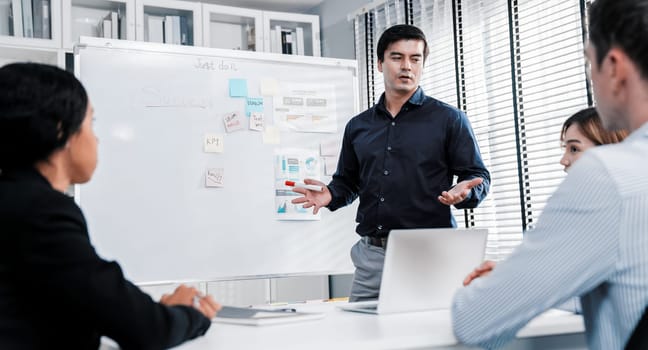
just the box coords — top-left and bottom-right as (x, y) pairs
(174, 302), (585, 350)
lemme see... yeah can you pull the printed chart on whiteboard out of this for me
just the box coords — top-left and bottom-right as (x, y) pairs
(274, 148), (321, 220)
(273, 82), (337, 133)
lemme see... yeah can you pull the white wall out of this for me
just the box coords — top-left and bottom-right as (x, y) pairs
(310, 0), (369, 59)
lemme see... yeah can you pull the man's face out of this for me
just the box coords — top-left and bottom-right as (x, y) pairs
(378, 39), (425, 96)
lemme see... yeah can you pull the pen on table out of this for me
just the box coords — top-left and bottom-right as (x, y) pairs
(285, 180), (323, 192)
(276, 308), (297, 313)
(324, 297), (349, 302)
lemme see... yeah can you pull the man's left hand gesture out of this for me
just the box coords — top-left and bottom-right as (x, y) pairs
(438, 177), (483, 206)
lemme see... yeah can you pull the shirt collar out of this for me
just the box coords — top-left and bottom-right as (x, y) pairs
(625, 120), (648, 142)
(408, 87), (426, 106)
(376, 86), (425, 112)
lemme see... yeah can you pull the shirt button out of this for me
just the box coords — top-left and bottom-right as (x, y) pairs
(383, 170), (389, 176)
(387, 146), (392, 151)
(377, 225), (383, 230)
(391, 122), (396, 126)
(380, 197), (385, 202)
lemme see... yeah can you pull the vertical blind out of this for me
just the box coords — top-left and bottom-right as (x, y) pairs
(516, 0), (589, 231)
(352, 0), (590, 260)
(457, 0), (523, 260)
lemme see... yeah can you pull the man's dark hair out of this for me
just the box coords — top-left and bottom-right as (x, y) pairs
(0, 63), (88, 170)
(588, 0), (648, 78)
(376, 24), (429, 63)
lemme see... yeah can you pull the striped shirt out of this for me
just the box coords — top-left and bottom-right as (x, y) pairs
(452, 122), (648, 349)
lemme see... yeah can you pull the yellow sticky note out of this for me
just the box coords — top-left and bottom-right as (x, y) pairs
(206, 168), (225, 187)
(204, 133), (224, 153)
(260, 78), (278, 96)
(262, 126), (281, 144)
(249, 112), (264, 131)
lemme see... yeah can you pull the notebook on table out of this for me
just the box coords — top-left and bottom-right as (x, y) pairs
(213, 306), (325, 326)
(339, 228), (488, 314)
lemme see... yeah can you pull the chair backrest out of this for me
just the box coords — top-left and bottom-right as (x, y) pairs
(625, 305), (648, 349)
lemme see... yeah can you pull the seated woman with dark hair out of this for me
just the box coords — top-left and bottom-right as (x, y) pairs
(0, 63), (221, 349)
(559, 106), (628, 172)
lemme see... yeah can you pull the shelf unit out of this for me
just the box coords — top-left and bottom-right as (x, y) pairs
(0, 0), (323, 191)
(201, 5), (320, 56)
(0, 1), (321, 70)
(201, 3), (262, 52)
(263, 10), (320, 57)
(62, 0), (135, 50)
(135, 0), (201, 46)
(0, 0), (62, 49)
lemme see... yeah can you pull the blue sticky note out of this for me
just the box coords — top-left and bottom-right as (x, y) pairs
(245, 97), (264, 116)
(229, 79), (248, 97)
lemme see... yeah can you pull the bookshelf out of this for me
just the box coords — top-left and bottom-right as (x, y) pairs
(202, 3), (262, 52)
(0, 0), (61, 49)
(135, 0), (201, 46)
(202, 4), (320, 57)
(0, 0), (321, 68)
(62, 0), (134, 50)
(263, 10), (320, 57)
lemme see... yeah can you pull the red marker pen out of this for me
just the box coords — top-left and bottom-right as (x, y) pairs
(285, 180), (324, 192)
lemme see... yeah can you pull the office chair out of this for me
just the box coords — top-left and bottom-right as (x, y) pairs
(626, 305), (648, 349)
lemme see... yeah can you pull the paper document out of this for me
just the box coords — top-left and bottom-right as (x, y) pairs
(213, 306), (325, 326)
(274, 148), (322, 220)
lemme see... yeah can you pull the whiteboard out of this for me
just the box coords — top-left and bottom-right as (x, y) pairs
(75, 37), (359, 283)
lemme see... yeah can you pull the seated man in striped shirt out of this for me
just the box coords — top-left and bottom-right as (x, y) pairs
(452, 0), (648, 349)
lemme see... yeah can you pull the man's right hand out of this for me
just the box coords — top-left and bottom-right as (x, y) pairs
(462, 260), (497, 286)
(290, 179), (332, 215)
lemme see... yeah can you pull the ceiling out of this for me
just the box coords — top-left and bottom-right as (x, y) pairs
(200, 0), (326, 13)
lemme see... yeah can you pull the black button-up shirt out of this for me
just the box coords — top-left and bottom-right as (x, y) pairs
(327, 87), (490, 237)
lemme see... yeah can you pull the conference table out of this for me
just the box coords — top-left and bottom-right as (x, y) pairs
(174, 301), (586, 349)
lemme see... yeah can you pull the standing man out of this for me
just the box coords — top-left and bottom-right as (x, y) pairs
(292, 24), (490, 301)
(452, 0), (648, 349)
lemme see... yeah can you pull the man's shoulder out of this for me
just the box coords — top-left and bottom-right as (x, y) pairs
(420, 96), (465, 118)
(588, 137), (648, 193)
(589, 138), (646, 169)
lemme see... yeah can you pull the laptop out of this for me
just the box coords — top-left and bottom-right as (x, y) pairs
(339, 228), (488, 314)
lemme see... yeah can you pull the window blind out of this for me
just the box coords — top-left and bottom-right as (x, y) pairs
(411, 0), (458, 107)
(458, 0), (524, 260)
(354, 13), (370, 109)
(515, 0), (589, 229)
